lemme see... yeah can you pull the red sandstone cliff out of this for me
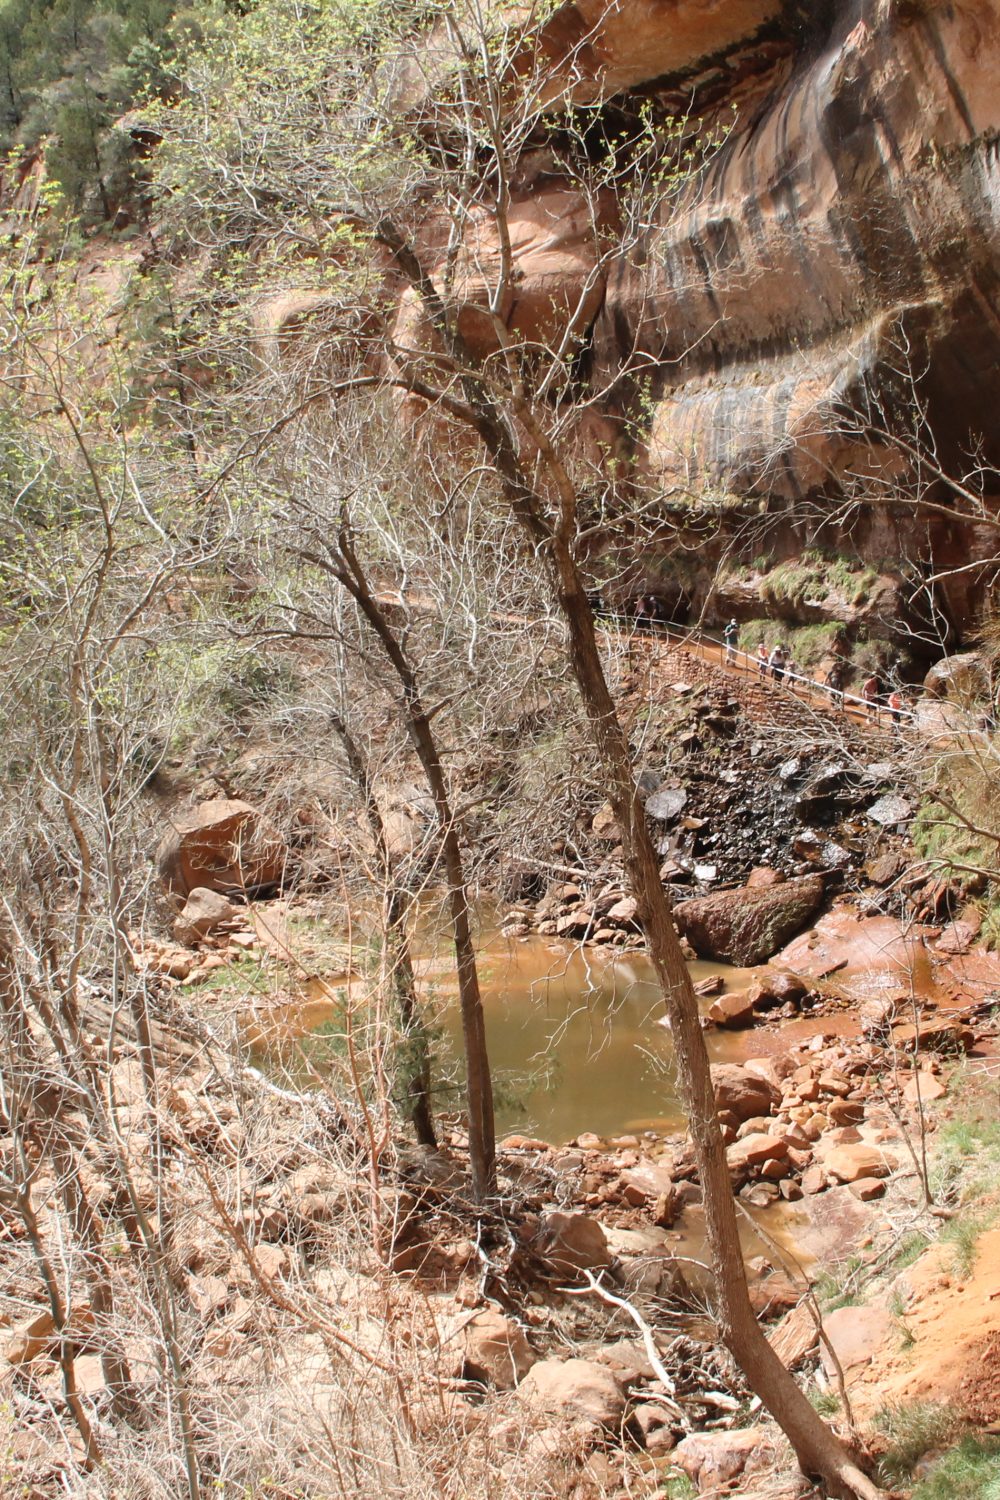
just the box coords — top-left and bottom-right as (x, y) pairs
(521, 0), (1000, 628)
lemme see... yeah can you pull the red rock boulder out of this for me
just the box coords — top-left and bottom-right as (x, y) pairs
(707, 990), (755, 1027)
(711, 1063), (780, 1123)
(157, 800), (287, 898)
(516, 1357), (625, 1426)
(534, 1210), (611, 1276)
(673, 1427), (767, 1490)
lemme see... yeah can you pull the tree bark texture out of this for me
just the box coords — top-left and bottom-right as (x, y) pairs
(551, 553), (883, 1499)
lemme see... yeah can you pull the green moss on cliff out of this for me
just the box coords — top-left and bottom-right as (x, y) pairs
(737, 619), (843, 668)
(756, 549), (876, 610)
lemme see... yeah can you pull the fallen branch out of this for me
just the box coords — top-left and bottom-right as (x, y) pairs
(559, 1268), (686, 1421)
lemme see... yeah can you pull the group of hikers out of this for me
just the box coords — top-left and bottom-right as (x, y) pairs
(721, 618), (909, 727)
(625, 595), (910, 729)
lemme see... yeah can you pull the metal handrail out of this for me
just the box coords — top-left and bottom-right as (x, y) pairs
(597, 612), (918, 724)
(376, 584), (918, 726)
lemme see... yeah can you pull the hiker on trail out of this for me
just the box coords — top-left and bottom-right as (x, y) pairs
(888, 688), (905, 733)
(757, 642), (768, 680)
(724, 618), (738, 664)
(825, 659), (845, 702)
(861, 673), (881, 717)
(769, 643), (786, 682)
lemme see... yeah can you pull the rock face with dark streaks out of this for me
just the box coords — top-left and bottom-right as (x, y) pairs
(262, 1), (1000, 633)
(587, 0), (1000, 502)
(535, 0), (1000, 629)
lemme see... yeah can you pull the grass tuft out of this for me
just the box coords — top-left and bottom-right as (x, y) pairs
(932, 1102), (1000, 1205)
(661, 1475), (698, 1500)
(809, 1388), (840, 1417)
(813, 1254), (866, 1312)
(940, 1210), (995, 1277)
(873, 1401), (962, 1486)
(910, 1435), (1000, 1499)
(892, 1230), (930, 1272)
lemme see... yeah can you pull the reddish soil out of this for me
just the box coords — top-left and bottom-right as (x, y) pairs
(849, 1222), (1000, 1425)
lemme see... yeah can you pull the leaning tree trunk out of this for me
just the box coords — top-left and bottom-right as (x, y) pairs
(329, 710), (437, 1148)
(306, 531), (496, 1200)
(549, 552), (884, 1500)
(371, 655), (495, 1198)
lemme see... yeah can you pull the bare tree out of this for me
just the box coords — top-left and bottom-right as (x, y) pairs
(271, 507), (498, 1200)
(146, 3), (894, 1490)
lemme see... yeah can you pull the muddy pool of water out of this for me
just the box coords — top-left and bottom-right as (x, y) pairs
(248, 925), (817, 1266)
(437, 934), (757, 1143)
(250, 927), (755, 1143)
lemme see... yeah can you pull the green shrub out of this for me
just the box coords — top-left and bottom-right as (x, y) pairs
(931, 1102), (1000, 1204)
(851, 637), (894, 675)
(912, 793), (995, 875)
(661, 1473), (697, 1499)
(980, 899), (1000, 952)
(912, 749), (1000, 941)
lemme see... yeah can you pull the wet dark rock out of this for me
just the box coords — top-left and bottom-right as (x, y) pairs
(747, 969), (807, 1011)
(634, 769), (661, 798)
(793, 764), (852, 823)
(864, 851), (906, 886)
(867, 794), (913, 827)
(794, 830), (852, 870)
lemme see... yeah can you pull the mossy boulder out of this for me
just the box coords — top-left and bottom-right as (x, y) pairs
(674, 874), (825, 965)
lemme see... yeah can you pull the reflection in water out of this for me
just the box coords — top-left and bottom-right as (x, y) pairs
(250, 928), (754, 1145)
(441, 935), (754, 1143)
(249, 928), (815, 1267)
